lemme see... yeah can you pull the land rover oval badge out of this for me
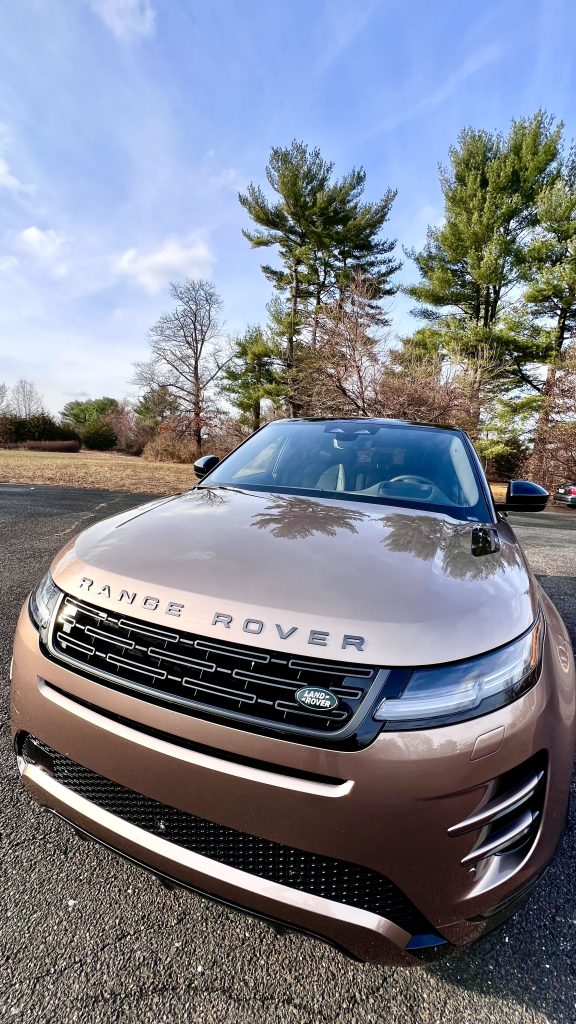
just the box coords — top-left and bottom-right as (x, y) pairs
(295, 687), (338, 711)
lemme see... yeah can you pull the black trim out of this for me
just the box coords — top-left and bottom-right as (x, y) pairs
(199, 482), (489, 521)
(23, 736), (433, 934)
(460, 431), (498, 525)
(44, 595), (394, 751)
(49, 812), (366, 963)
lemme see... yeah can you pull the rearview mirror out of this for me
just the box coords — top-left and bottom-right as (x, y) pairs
(194, 454), (220, 480)
(494, 479), (549, 513)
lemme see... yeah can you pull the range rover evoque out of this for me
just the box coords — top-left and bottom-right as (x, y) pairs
(11, 418), (576, 965)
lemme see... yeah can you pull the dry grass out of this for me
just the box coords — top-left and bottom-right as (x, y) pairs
(0, 448), (511, 503)
(0, 450), (196, 495)
(489, 482), (508, 501)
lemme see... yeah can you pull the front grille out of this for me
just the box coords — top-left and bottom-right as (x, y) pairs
(24, 736), (430, 933)
(49, 596), (383, 741)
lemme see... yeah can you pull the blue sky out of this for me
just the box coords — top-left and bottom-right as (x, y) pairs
(0, 0), (574, 414)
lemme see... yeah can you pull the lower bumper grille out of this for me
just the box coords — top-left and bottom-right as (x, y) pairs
(23, 736), (430, 935)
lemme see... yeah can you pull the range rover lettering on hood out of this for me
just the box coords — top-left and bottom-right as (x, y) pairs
(77, 577), (366, 651)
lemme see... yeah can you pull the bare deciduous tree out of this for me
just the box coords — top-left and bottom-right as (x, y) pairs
(0, 381), (11, 414)
(292, 275), (496, 429)
(294, 274), (385, 416)
(10, 379), (44, 417)
(133, 279), (228, 452)
(526, 343), (576, 490)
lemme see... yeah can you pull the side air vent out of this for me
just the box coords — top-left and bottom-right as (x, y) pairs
(449, 754), (546, 867)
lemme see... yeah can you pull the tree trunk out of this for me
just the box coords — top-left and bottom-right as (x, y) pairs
(288, 264), (301, 417)
(193, 361), (202, 453)
(482, 286), (491, 330)
(466, 358), (484, 436)
(252, 355), (262, 432)
(310, 282), (322, 350)
(528, 306), (569, 485)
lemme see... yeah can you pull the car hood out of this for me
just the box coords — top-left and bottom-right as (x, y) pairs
(51, 487), (538, 666)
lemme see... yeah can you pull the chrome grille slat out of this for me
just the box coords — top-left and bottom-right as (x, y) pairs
(56, 632), (95, 656)
(49, 595), (381, 741)
(274, 701), (349, 723)
(147, 647), (216, 672)
(117, 619), (179, 643)
(85, 626), (135, 650)
(288, 659), (374, 678)
(193, 639), (271, 664)
(182, 677), (258, 704)
(106, 654), (167, 680)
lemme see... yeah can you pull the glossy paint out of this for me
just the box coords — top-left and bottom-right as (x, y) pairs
(9, 419), (576, 965)
(49, 488), (538, 665)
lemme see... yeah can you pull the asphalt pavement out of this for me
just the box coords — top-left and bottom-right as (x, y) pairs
(1, 486), (575, 1024)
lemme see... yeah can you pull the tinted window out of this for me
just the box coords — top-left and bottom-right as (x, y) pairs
(203, 421), (489, 520)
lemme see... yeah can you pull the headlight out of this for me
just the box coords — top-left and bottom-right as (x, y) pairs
(374, 616), (544, 730)
(29, 572), (61, 631)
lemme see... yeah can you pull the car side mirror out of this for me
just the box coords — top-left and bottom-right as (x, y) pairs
(194, 454), (220, 480)
(494, 479), (549, 513)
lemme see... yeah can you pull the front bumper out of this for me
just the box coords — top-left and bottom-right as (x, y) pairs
(11, 599), (576, 965)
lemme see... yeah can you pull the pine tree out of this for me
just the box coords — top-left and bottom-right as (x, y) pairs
(523, 151), (576, 479)
(239, 141), (399, 413)
(223, 326), (283, 432)
(406, 111), (562, 426)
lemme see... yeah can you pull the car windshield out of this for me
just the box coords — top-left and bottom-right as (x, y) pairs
(201, 420), (490, 521)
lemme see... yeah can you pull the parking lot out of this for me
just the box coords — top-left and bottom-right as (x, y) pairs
(1, 486), (574, 1024)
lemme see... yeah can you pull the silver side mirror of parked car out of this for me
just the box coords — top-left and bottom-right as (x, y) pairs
(193, 454), (220, 480)
(494, 479), (549, 513)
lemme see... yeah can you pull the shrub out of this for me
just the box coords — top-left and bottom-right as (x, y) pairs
(25, 440), (80, 453)
(123, 420), (156, 456)
(142, 434), (199, 464)
(82, 419), (117, 451)
(0, 414), (79, 444)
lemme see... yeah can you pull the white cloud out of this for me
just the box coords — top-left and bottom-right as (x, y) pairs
(209, 167), (243, 190)
(423, 44), (504, 109)
(0, 255), (19, 272)
(87, 0), (156, 40)
(0, 156), (27, 193)
(16, 227), (68, 277)
(373, 43), (505, 136)
(17, 226), (66, 260)
(114, 237), (214, 294)
(0, 123), (33, 194)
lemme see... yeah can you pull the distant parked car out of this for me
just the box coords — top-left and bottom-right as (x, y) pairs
(553, 482), (576, 507)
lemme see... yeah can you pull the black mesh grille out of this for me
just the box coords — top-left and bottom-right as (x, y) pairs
(49, 596), (381, 740)
(27, 737), (429, 933)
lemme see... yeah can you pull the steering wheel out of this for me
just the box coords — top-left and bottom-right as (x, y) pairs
(386, 474), (436, 488)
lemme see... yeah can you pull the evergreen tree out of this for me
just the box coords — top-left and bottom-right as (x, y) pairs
(61, 396), (118, 425)
(239, 140), (399, 412)
(522, 152), (576, 478)
(134, 385), (180, 424)
(523, 151), (576, 362)
(224, 326), (283, 432)
(406, 111), (562, 425)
